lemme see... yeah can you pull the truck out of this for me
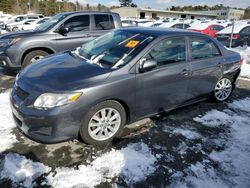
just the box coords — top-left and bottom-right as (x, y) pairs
(0, 11), (122, 69)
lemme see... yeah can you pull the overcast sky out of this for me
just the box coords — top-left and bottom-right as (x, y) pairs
(72, 0), (249, 9)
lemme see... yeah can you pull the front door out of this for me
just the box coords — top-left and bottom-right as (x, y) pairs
(135, 37), (191, 118)
(56, 14), (94, 51)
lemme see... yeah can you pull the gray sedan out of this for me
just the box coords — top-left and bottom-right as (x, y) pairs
(10, 27), (241, 145)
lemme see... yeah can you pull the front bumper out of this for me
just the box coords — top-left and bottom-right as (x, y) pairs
(0, 50), (21, 69)
(10, 86), (85, 144)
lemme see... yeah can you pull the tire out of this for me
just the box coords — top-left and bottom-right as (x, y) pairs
(12, 27), (18, 32)
(22, 50), (49, 68)
(80, 100), (126, 146)
(212, 76), (234, 102)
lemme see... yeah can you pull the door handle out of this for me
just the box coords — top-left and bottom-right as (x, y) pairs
(217, 62), (223, 68)
(181, 69), (190, 76)
(83, 34), (91, 38)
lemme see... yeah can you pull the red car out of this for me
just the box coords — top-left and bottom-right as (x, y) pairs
(188, 23), (224, 38)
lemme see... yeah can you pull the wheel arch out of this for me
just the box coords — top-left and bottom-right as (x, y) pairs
(105, 98), (131, 125)
(21, 47), (55, 65)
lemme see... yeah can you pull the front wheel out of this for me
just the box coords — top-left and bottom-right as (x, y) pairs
(22, 50), (49, 68)
(213, 77), (233, 102)
(80, 100), (126, 146)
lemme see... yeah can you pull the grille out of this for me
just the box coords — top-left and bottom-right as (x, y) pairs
(16, 86), (29, 101)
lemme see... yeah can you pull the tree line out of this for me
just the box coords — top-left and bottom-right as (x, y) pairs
(0, 0), (110, 16)
(0, 0), (249, 19)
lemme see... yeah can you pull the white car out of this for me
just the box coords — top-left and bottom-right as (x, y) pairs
(4, 14), (44, 32)
(121, 19), (137, 27)
(159, 22), (190, 29)
(22, 17), (50, 31)
(6, 19), (36, 32)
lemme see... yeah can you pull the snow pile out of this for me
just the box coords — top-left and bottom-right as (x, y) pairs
(47, 142), (156, 188)
(163, 126), (201, 140)
(230, 47), (250, 79)
(171, 98), (250, 187)
(0, 153), (51, 187)
(0, 91), (17, 152)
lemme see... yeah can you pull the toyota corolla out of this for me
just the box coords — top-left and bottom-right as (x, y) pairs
(10, 27), (241, 145)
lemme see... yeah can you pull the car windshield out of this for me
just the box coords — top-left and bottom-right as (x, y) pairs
(76, 30), (155, 69)
(35, 14), (67, 31)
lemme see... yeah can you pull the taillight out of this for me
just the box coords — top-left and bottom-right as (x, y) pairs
(240, 59), (244, 65)
(230, 34), (240, 39)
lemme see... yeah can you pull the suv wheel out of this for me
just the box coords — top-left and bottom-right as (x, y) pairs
(22, 50), (49, 68)
(80, 100), (126, 145)
(213, 77), (233, 102)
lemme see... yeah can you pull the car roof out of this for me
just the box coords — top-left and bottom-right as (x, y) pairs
(188, 22), (223, 30)
(58, 11), (118, 17)
(118, 27), (200, 37)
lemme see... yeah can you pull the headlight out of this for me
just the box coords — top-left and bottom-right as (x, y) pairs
(0, 38), (21, 48)
(34, 92), (82, 109)
(15, 73), (19, 81)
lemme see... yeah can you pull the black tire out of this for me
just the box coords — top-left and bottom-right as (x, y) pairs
(22, 50), (49, 68)
(12, 27), (18, 32)
(80, 100), (126, 146)
(212, 76), (234, 102)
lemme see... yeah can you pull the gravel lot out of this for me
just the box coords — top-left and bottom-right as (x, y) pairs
(0, 66), (250, 188)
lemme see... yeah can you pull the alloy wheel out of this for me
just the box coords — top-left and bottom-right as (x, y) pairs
(30, 55), (44, 64)
(214, 78), (232, 101)
(88, 108), (121, 141)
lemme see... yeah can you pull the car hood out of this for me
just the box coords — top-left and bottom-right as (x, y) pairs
(18, 52), (113, 92)
(0, 30), (41, 39)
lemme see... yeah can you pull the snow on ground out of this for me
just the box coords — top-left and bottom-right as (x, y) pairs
(0, 91), (17, 152)
(163, 126), (202, 140)
(230, 47), (250, 79)
(0, 153), (51, 187)
(170, 98), (250, 188)
(47, 142), (156, 188)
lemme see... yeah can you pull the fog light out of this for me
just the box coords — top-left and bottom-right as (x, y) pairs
(0, 60), (7, 66)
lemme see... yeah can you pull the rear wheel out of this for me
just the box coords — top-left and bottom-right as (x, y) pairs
(80, 100), (126, 145)
(213, 77), (233, 102)
(22, 50), (49, 68)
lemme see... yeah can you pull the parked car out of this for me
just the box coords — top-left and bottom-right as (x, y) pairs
(121, 19), (137, 27)
(0, 14), (12, 29)
(6, 19), (37, 32)
(22, 17), (51, 31)
(0, 11), (121, 69)
(10, 27), (241, 145)
(159, 22), (190, 29)
(188, 23), (224, 38)
(3, 14), (43, 30)
(216, 23), (250, 47)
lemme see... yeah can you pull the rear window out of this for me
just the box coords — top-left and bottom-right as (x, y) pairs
(94, 15), (115, 30)
(190, 37), (221, 60)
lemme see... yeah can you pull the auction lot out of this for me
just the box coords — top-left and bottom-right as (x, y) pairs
(0, 65), (250, 187)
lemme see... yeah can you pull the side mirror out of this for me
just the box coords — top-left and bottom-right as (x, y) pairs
(58, 26), (69, 36)
(139, 59), (157, 73)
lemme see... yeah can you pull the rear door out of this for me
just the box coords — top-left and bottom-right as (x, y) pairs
(186, 36), (224, 100)
(135, 36), (191, 118)
(56, 14), (94, 51)
(90, 14), (116, 38)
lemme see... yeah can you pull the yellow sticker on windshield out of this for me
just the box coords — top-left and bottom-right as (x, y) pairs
(125, 40), (140, 48)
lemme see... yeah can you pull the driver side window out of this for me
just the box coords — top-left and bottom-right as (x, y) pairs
(144, 37), (186, 68)
(63, 15), (90, 32)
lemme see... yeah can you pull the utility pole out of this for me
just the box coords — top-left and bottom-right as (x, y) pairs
(28, 0), (31, 12)
(229, 19), (235, 48)
(16, 0), (20, 14)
